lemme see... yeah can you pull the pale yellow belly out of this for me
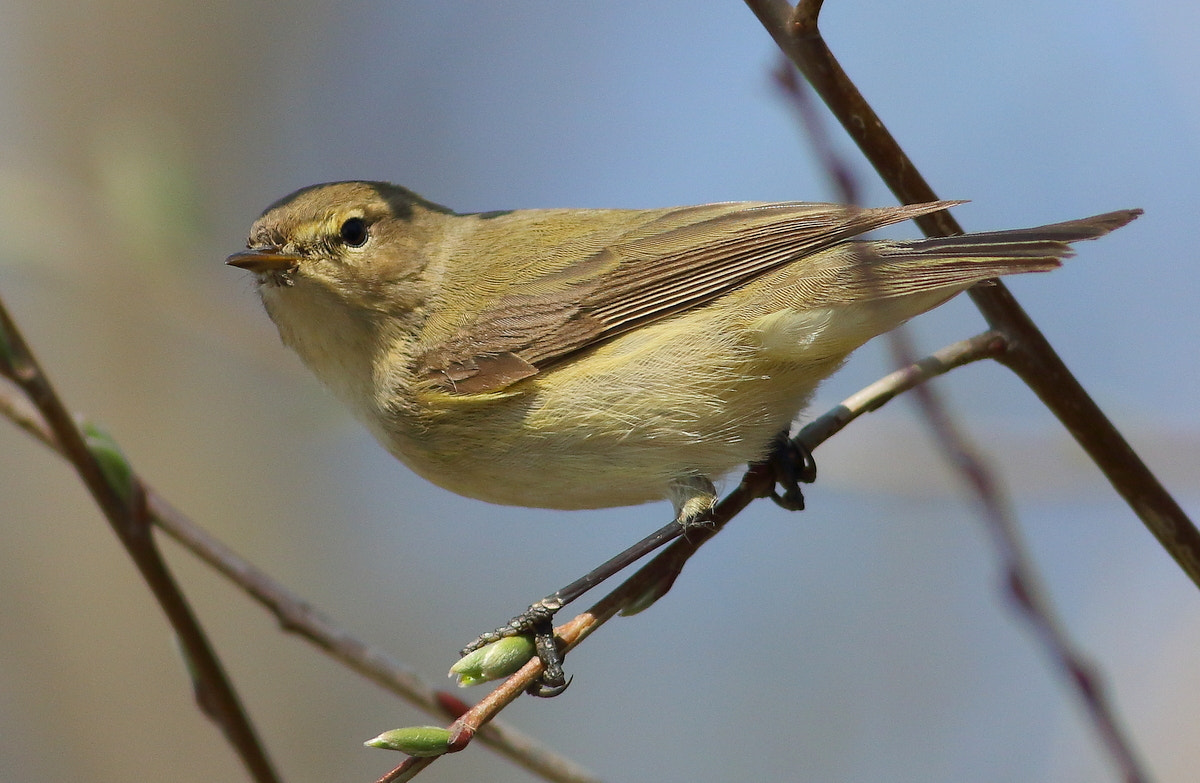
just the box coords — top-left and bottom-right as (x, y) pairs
(380, 312), (844, 511)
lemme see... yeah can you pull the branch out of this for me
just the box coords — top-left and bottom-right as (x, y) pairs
(743, 0), (1200, 590)
(0, 297), (281, 783)
(0, 373), (599, 783)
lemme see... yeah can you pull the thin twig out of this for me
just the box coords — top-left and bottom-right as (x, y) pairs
(149, 492), (602, 783)
(0, 296), (282, 783)
(771, 58), (860, 205)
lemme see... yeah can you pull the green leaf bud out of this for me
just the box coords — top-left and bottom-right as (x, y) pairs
(449, 635), (536, 686)
(364, 726), (452, 756)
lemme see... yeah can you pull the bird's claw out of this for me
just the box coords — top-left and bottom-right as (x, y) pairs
(765, 433), (817, 511)
(461, 598), (571, 697)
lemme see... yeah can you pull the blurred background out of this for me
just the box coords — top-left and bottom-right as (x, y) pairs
(1, 2), (1197, 782)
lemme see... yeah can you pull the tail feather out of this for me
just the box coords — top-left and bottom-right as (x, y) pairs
(879, 209), (1141, 260)
(849, 208), (1142, 297)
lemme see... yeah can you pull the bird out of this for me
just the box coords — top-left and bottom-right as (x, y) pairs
(228, 180), (1139, 692)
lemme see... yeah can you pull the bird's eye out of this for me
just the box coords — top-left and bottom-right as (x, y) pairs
(339, 216), (368, 247)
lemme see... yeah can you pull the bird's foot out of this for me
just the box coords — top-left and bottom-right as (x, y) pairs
(460, 597), (571, 697)
(764, 432), (817, 511)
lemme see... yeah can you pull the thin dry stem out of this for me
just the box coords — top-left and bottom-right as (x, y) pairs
(3, 6), (1188, 782)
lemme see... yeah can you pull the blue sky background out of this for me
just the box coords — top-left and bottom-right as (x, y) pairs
(1, 2), (1197, 782)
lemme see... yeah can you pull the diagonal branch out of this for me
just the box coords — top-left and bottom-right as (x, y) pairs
(743, 0), (1200, 590)
(770, 24), (1150, 782)
(0, 375), (601, 783)
(0, 296), (281, 783)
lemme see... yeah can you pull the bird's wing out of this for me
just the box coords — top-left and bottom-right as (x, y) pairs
(414, 200), (960, 394)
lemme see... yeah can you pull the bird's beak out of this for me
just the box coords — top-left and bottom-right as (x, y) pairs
(225, 248), (302, 274)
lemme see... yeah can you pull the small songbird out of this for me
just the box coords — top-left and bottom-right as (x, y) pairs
(229, 181), (1136, 522)
(228, 181), (1138, 690)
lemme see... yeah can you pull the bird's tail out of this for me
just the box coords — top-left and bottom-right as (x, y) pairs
(849, 209), (1143, 298)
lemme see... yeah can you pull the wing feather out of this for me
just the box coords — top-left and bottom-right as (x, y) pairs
(414, 199), (963, 392)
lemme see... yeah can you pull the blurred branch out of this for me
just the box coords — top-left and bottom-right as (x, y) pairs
(148, 489), (601, 783)
(744, 1), (1180, 780)
(0, 370), (600, 783)
(0, 296), (281, 783)
(375, 331), (1009, 780)
(771, 33), (1152, 783)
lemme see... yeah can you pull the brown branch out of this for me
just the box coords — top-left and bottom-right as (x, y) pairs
(148, 490), (601, 783)
(0, 296), (282, 783)
(744, 0), (1200, 589)
(896, 320), (1148, 782)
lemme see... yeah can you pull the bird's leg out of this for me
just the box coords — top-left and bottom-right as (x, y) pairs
(460, 517), (689, 696)
(461, 442), (815, 696)
(764, 430), (817, 511)
(460, 477), (717, 697)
